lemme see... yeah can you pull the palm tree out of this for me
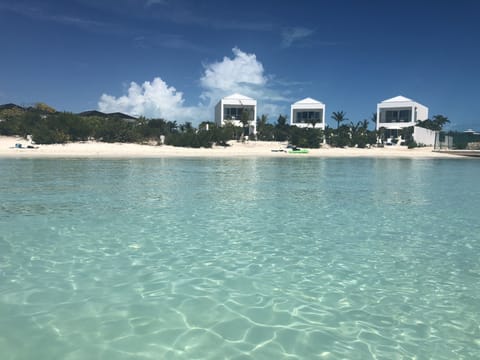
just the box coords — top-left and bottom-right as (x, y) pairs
(360, 119), (369, 131)
(179, 121), (193, 133)
(307, 114), (321, 129)
(350, 120), (371, 148)
(240, 108), (251, 136)
(377, 126), (386, 144)
(417, 114), (450, 131)
(432, 115), (450, 130)
(276, 114), (288, 128)
(275, 115), (288, 142)
(257, 114), (268, 129)
(331, 111), (348, 130)
(166, 120), (178, 134)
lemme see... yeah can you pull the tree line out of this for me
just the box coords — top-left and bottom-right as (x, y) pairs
(0, 103), (451, 148)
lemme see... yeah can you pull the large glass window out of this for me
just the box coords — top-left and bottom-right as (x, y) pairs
(380, 108), (412, 123)
(224, 107), (253, 120)
(385, 110), (398, 122)
(398, 110), (411, 122)
(294, 110), (323, 123)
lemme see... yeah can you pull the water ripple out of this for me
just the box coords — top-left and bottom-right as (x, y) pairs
(1, 158), (479, 359)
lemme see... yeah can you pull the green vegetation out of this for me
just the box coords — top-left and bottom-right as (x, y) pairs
(0, 103), (453, 149)
(416, 115), (450, 131)
(331, 111), (348, 129)
(0, 104), (376, 148)
(0, 105), (234, 147)
(324, 112), (378, 148)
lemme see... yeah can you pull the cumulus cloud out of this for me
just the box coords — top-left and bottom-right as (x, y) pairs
(261, 103), (286, 119)
(199, 47), (289, 111)
(281, 27), (314, 48)
(98, 77), (201, 121)
(199, 47), (267, 104)
(98, 47), (289, 124)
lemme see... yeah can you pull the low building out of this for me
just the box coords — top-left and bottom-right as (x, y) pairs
(290, 97), (326, 130)
(376, 95), (429, 143)
(215, 93), (257, 135)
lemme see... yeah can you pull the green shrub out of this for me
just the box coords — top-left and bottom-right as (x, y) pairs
(407, 141), (418, 149)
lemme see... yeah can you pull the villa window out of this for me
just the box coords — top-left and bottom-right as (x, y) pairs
(380, 108), (412, 123)
(295, 110), (323, 123)
(224, 107), (253, 121)
(398, 110), (411, 122)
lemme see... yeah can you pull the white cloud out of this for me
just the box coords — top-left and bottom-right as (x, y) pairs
(260, 103), (287, 119)
(281, 27), (314, 48)
(98, 77), (201, 122)
(200, 47), (289, 107)
(98, 47), (290, 124)
(199, 47), (267, 104)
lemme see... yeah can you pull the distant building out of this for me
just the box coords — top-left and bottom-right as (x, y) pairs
(290, 97), (326, 130)
(376, 95), (429, 143)
(215, 93), (257, 135)
(78, 110), (137, 122)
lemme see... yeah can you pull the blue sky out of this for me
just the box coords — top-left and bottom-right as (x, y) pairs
(1, 0), (479, 130)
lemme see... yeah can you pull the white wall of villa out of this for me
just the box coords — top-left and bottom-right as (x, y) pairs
(376, 95), (428, 131)
(413, 126), (437, 146)
(214, 93), (257, 135)
(290, 97), (326, 130)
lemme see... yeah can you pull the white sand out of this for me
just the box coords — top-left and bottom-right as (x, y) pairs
(0, 136), (462, 159)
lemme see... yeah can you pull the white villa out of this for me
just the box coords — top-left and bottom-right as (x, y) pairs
(215, 93), (257, 135)
(290, 97), (326, 130)
(376, 95), (429, 142)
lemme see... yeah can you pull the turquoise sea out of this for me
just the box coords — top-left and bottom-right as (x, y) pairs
(0, 157), (479, 359)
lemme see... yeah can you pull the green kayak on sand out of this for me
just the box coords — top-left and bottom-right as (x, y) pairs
(288, 148), (309, 154)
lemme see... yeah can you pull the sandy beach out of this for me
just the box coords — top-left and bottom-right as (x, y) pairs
(0, 135), (464, 159)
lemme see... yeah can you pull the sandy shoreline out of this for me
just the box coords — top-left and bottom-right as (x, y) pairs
(0, 136), (464, 159)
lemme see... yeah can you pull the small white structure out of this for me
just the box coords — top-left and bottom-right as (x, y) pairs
(413, 126), (437, 146)
(290, 97), (326, 130)
(215, 93), (257, 135)
(376, 95), (428, 143)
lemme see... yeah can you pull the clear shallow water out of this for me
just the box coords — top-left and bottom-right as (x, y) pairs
(0, 157), (479, 359)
